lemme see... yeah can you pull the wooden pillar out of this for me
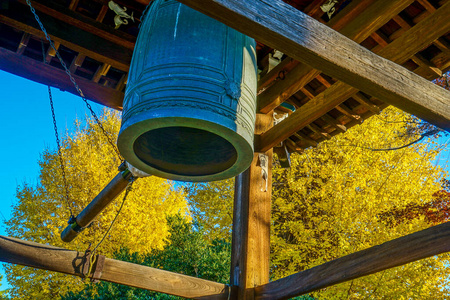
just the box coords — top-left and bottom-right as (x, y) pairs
(231, 113), (273, 299)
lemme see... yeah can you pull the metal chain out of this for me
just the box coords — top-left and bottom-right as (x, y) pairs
(41, 39), (74, 217)
(49, 86), (74, 217)
(26, 0), (123, 161)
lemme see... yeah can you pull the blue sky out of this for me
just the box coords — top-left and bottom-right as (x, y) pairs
(0, 70), (103, 291)
(0, 69), (448, 293)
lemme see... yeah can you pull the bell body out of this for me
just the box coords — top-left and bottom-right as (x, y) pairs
(118, 0), (257, 182)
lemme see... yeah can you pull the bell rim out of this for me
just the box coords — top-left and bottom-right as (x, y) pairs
(117, 113), (254, 182)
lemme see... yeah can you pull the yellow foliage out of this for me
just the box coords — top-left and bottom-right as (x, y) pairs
(187, 107), (449, 298)
(271, 107), (449, 298)
(5, 110), (189, 300)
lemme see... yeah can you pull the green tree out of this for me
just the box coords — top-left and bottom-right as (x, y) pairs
(185, 178), (234, 242)
(4, 110), (189, 300)
(187, 107), (449, 298)
(61, 215), (231, 300)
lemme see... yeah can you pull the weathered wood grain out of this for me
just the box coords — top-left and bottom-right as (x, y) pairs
(0, 1), (131, 71)
(0, 47), (124, 110)
(17, 0), (136, 49)
(257, 0), (413, 114)
(232, 114), (273, 299)
(257, 1), (450, 152)
(178, 0), (450, 132)
(0, 235), (229, 299)
(254, 221), (450, 300)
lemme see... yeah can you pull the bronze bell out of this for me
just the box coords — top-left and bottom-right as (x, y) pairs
(117, 0), (257, 182)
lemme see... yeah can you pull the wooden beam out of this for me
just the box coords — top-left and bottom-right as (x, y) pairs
(352, 93), (381, 114)
(254, 221), (450, 300)
(231, 114), (273, 299)
(321, 114), (347, 133)
(256, 0), (414, 114)
(96, 5), (109, 23)
(0, 1), (132, 72)
(92, 63), (111, 83)
(21, 0), (136, 49)
(69, 53), (86, 74)
(68, 0), (80, 10)
(256, 1), (450, 152)
(178, 0), (450, 133)
(258, 81), (357, 152)
(45, 41), (60, 64)
(0, 47), (124, 110)
(16, 32), (31, 55)
(0, 235), (229, 300)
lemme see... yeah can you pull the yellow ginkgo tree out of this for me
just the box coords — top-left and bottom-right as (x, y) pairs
(188, 107), (449, 299)
(4, 110), (189, 300)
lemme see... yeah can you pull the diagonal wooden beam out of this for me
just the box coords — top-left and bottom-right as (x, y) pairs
(256, 0), (375, 95)
(256, 1), (450, 152)
(178, 0), (450, 133)
(254, 221), (450, 300)
(0, 235), (229, 300)
(257, 0), (414, 114)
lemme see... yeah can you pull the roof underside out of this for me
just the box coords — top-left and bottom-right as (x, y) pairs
(0, 0), (449, 154)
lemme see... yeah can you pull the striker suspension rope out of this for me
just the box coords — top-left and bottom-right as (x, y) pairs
(26, 0), (123, 162)
(41, 40), (74, 218)
(85, 180), (134, 279)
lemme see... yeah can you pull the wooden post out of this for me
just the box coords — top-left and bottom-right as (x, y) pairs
(231, 113), (273, 299)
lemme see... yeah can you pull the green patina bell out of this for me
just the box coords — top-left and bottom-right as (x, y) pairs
(117, 0), (257, 182)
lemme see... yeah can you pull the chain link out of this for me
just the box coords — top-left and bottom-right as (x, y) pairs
(27, 0), (123, 161)
(40, 39), (74, 217)
(48, 86), (74, 217)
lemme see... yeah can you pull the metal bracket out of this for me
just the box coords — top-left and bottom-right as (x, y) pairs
(273, 111), (289, 125)
(320, 0), (339, 19)
(82, 251), (106, 283)
(258, 153), (269, 192)
(108, 1), (135, 29)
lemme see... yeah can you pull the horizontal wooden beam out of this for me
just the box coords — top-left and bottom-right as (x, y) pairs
(0, 235), (229, 300)
(254, 221), (450, 300)
(256, 1), (450, 152)
(0, 1), (132, 72)
(178, 0), (450, 133)
(0, 47), (124, 110)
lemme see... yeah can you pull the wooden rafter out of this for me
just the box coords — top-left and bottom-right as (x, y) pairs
(0, 47), (124, 109)
(178, 0), (450, 134)
(18, 0), (136, 49)
(257, 0), (414, 114)
(256, 0), (450, 152)
(0, 1), (132, 72)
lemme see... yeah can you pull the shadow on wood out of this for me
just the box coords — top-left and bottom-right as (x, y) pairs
(0, 235), (229, 300)
(254, 222), (450, 300)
